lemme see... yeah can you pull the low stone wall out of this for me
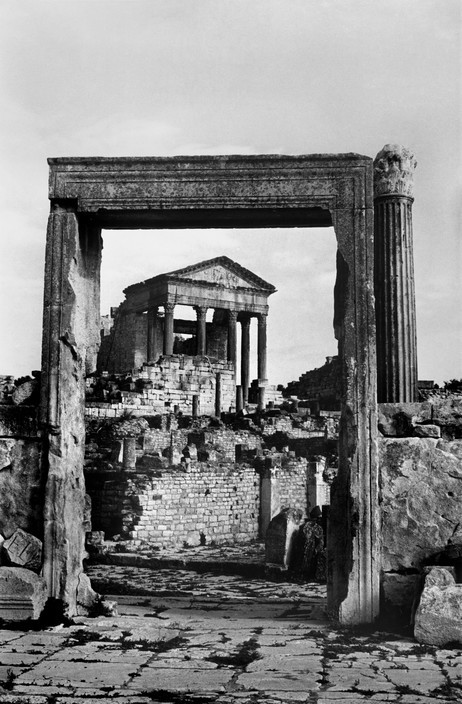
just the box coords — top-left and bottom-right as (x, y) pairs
(86, 356), (236, 418)
(86, 464), (260, 548)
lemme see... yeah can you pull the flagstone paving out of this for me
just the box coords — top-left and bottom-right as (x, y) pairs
(0, 563), (460, 703)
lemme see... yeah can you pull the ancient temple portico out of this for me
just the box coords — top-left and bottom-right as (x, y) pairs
(99, 256), (276, 409)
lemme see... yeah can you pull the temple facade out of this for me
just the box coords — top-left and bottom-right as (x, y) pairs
(97, 256), (276, 412)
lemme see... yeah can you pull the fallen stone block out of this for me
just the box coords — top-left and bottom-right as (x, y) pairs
(0, 566), (47, 620)
(3, 528), (42, 572)
(414, 567), (462, 646)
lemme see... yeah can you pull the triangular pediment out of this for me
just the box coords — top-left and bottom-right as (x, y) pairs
(166, 256), (276, 292)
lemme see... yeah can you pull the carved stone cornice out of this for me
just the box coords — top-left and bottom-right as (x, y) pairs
(373, 144), (416, 198)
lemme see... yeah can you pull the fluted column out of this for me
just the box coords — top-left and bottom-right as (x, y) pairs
(227, 310), (237, 365)
(195, 305), (207, 355)
(147, 306), (159, 362)
(163, 302), (175, 355)
(240, 315), (251, 404)
(374, 144), (418, 402)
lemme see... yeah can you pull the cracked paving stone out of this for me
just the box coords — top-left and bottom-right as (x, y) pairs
(237, 671), (321, 692)
(15, 660), (138, 688)
(380, 665), (447, 694)
(325, 667), (396, 692)
(127, 666), (233, 691)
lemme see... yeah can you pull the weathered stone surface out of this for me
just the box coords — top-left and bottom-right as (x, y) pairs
(3, 529), (42, 572)
(11, 380), (38, 406)
(0, 438), (15, 470)
(413, 424), (441, 438)
(380, 437), (462, 571)
(414, 567), (462, 646)
(0, 566), (47, 620)
(0, 439), (43, 539)
(0, 405), (39, 437)
(292, 521), (325, 580)
(83, 494), (92, 533)
(374, 144), (416, 197)
(76, 573), (99, 616)
(265, 508), (304, 568)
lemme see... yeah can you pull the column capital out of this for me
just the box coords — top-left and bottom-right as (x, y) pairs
(228, 309), (238, 322)
(164, 301), (175, 314)
(194, 305), (208, 318)
(373, 144), (416, 198)
(257, 312), (268, 327)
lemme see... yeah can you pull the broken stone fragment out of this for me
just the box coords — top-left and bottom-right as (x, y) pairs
(265, 508), (304, 569)
(3, 528), (42, 572)
(0, 566), (47, 621)
(76, 572), (99, 616)
(414, 567), (462, 646)
(413, 424), (441, 438)
(11, 379), (38, 406)
(0, 438), (15, 470)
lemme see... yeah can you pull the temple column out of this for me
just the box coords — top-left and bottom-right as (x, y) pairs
(163, 302), (175, 355)
(227, 310), (237, 365)
(257, 313), (268, 410)
(240, 315), (251, 404)
(373, 144), (418, 402)
(147, 306), (159, 363)
(195, 305), (207, 355)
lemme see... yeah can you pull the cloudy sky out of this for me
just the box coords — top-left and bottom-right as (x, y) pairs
(0, 0), (460, 386)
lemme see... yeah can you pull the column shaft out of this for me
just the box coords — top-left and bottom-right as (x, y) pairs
(374, 197), (418, 401)
(227, 310), (237, 365)
(374, 144), (418, 402)
(257, 313), (268, 383)
(195, 306), (207, 355)
(147, 307), (159, 362)
(240, 316), (251, 403)
(163, 303), (175, 355)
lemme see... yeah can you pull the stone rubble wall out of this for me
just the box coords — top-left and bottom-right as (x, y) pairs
(86, 356), (236, 418)
(0, 406), (43, 542)
(86, 464), (260, 548)
(285, 356), (341, 410)
(261, 414), (327, 438)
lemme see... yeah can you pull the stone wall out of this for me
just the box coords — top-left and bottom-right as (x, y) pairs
(86, 356), (236, 418)
(0, 406), (43, 542)
(86, 464), (260, 548)
(286, 356), (341, 411)
(378, 395), (462, 623)
(278, 460), (310, 515)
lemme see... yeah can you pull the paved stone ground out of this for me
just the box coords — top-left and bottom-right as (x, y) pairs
(0, 562), (461, 703)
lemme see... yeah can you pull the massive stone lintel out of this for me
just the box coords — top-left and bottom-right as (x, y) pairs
(43, 153), (378, 623)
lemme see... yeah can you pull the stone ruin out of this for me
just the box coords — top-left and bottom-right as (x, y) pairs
(0, 146), (461, 643)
